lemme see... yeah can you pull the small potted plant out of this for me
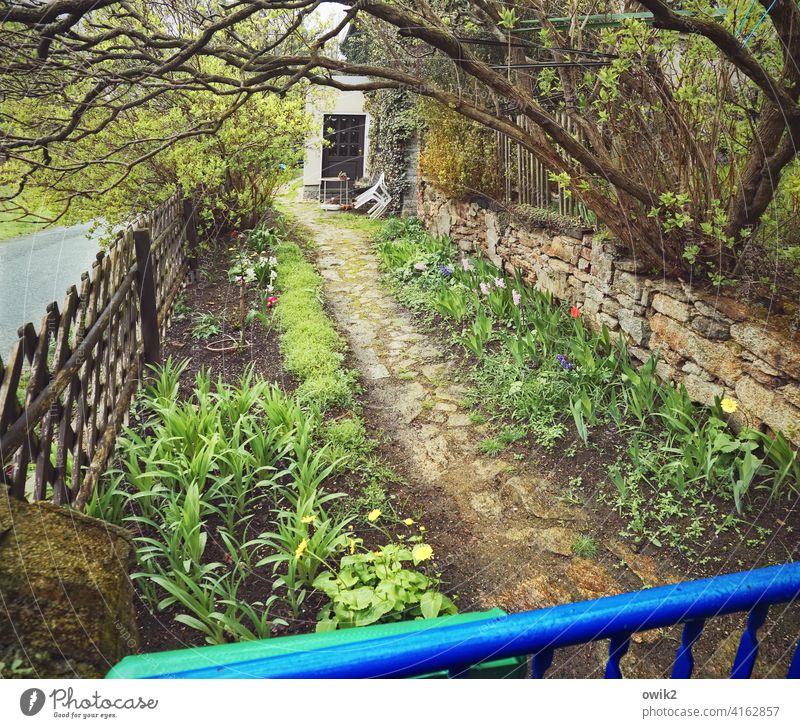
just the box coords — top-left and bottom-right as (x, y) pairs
(337, 170), (349, 181)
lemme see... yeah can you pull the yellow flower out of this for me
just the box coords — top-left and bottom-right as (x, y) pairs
(294, 538), (308, 559)
(403, 518), (415, 526)
(720, 397), (738, 414)
(301, 514), (316, 525)
(367, 509), (382, 522)
(348, 538), (356, 555)
(412, 544), (434, 563)
(419, 525), (426, 532)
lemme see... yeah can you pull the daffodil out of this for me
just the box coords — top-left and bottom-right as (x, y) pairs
(412, 543), (434, 563)
(301, 514), (316, 525)
(720, 397), (738, 414)
(403, 518), (415, 526)
(367, 508), (382, 522)
(294, 538), (308, 559)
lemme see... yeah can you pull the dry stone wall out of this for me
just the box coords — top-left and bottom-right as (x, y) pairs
(417, 181), (800, 443)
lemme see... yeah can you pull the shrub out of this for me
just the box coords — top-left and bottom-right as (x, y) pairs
(418, 98), (500, 199)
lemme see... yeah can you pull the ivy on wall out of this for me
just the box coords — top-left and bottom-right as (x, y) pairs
(364, 88), (417, 216)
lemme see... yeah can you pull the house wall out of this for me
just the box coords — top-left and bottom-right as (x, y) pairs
(417, 180), (800, 444)
(303, 78), (371, 200)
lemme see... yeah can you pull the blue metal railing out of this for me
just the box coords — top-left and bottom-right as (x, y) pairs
(147, 563), (800, 679)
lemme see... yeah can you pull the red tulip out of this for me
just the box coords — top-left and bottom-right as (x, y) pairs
(570, 306), (581, 318)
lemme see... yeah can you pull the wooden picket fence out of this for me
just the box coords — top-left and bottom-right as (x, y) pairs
(0, 195), (199, 509)
(496, 112), (593, 224)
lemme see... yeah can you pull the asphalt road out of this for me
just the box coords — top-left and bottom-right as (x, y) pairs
(0, 223), (99, 361)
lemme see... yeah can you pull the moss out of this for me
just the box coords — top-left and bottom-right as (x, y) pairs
(274, 240), (358, 412)
(0, 494), (138, 677)
(511, 204), (585, 235)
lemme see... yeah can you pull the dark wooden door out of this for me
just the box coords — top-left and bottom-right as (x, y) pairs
(321, 114), (366, 181)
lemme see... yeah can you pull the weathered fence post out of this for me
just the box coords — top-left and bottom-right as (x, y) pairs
(182, 197), (199, 282)
(133, 227), (161, 368)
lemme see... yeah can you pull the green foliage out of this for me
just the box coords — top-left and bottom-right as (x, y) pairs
(417, 98), (500, 200)
(0, 650), (34, 677)
(273, 239), (359, 411)
(364, 88), (418, 216)
(105, 364), (317, 642)
(95, 359), (421, 642)
(313, 544), (456, 631)
(190, 312), (222, 340)
(571, 534), (598, 559)
(320, 417), (374, 472)
(433, 287), (470, 322)
(11, 71), (312, 235)
(374, 218), (800, 555)
(479, 438), (505, 456)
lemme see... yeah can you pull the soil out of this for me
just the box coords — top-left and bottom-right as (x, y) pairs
(163, 241), (296, 398)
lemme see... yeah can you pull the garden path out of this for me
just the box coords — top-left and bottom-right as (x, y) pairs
(287, 199), (752, 678)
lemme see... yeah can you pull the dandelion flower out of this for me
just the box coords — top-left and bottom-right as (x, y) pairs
(721, 397), (738, 414)
(494, 277), (506, 289)
(412, 544), (434, 563)
(367, 508), (382, 522)
(419, 525), (427, 532)
(301, 514), (316, 525)
(404, 518), (415, 526)
(512, 289), (522, 306)
(294, 538), (308, 559)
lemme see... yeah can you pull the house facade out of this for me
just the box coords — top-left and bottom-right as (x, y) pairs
(302, 76), (371, 201)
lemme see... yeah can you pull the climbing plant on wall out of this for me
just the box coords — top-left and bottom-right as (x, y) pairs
(364, 89), (417, 216)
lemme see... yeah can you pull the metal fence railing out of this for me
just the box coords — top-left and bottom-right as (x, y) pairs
(113, 563), (800, 679)
(496, 112), (594, 225)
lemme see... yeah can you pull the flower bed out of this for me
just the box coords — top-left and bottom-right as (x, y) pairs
(374, 218), (800, 559)
(88, 221), (452, 649)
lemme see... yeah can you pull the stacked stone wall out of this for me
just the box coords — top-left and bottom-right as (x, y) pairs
(418, 180), (800, 443)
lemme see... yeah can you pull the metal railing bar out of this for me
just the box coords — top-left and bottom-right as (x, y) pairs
(153, 563), (800, 679)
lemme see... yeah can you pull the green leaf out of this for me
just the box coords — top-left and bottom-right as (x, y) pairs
(420, 591), (443, 619)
